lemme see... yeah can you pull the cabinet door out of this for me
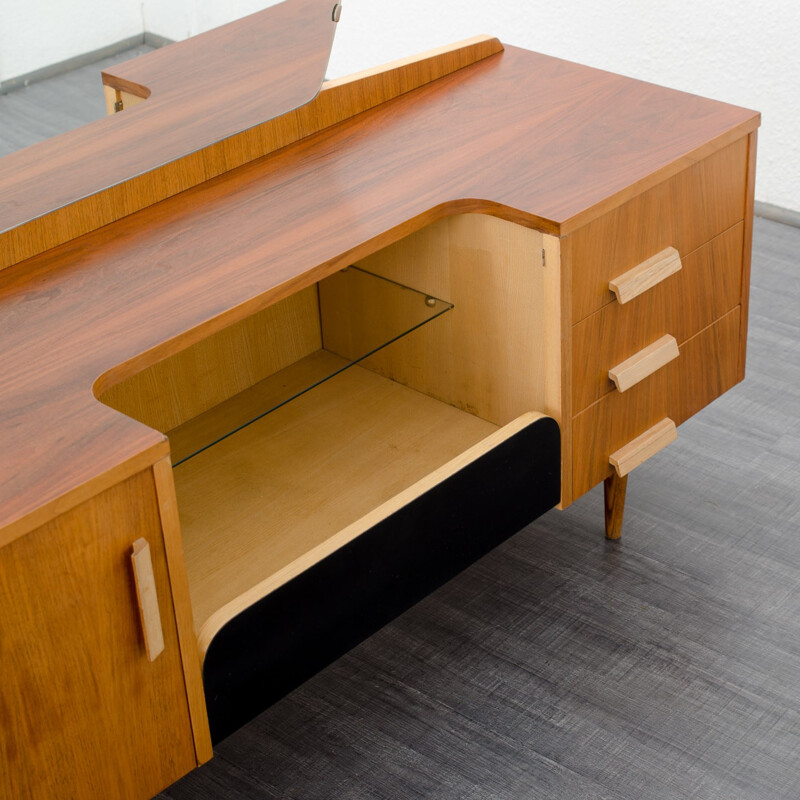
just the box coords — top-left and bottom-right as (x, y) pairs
(0, 470), (196, 800)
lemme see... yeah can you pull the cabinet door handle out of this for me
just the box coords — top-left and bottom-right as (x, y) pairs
(131, 538), (165, 661)
(609, 418), (677, 477)
(608, 334), (680, 392)
(609, 247), (682, 304)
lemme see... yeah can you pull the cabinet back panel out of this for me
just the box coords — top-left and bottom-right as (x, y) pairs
(344, 214), (562, 429)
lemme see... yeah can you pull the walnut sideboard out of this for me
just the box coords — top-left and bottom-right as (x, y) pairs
(0, 2), (759, 797)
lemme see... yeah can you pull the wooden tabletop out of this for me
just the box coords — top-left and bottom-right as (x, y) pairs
(0, 45), (759, 541)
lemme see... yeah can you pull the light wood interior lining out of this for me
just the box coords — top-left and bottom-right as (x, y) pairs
(348, 214), (562, 429)
(195, 409), (545, 655)
(99, 287), (321, 432)
(98, 214), (560, 440)
(95, 213), (561, 650)
(175, 364), (500, 642)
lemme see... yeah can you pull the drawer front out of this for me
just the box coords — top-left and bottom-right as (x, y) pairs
(566, 136), (748, 324)
(572, 307), (741, 498)
(572, 222), (744, 411)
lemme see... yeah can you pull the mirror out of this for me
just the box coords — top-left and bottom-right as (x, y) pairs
(0, 0), (340, 239)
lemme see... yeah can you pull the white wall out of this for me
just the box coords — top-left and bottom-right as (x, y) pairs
(142, 0), (281, 43)
(2, 0), (798, 211)
(0, 0), (142, 80)
(324, 0), (799, 213)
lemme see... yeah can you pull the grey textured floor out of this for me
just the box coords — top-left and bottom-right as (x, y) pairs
(4, 54), (799, 800)
(0, 45), (152, 156)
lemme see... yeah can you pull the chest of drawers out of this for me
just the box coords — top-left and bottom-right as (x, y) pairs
(563, 136), (755, 520)
(0, 6), (758, 796)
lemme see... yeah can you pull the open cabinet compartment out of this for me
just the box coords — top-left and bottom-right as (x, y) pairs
(98, 214), (563, 742)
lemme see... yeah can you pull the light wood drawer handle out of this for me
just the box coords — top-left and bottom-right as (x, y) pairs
(131, 538), (165, 662)
(608, 334), (680, 392)
(609, 418), (677, 477)
(609, 247), (682, 304)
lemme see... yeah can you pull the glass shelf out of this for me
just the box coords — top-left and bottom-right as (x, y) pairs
(169, 266), (453, 466)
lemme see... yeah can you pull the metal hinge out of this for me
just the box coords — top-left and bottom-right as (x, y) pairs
(542, 248), (546, 267)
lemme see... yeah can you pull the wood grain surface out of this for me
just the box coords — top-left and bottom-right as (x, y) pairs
(194, 411), (546, 658)
(0, 34), (503, 270)
(346, 215), (562, 429)
(152, 457), (213, 764)
(565, 137), (748, 324)
(99, 287), (322, 432)
(608, 247), (682, 305)
(572, 307), (741, 498)
(0, 45), (758, 540)
(154, 216), (800, 800)
(739, 131), (759, 380)
(603, 472), (627, 540)
(609, 418), (678, 477)
(172, 363), (499, 643)
(572, 223), (744, 411)
(608, 335), (680, 394)
(0, 470), (196, 799)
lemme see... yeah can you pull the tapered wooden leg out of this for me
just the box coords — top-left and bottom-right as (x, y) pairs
(604, 472), (628, 540)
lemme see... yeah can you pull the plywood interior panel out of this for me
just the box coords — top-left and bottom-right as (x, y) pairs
(341, 214), (562, 429)
(99, 287), (321, 433)
(173, 364), (499, 639)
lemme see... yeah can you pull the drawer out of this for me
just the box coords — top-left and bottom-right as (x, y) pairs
(201, 412), (560, 742)
(572, 306), (741, 498)
(566, 137), (748, 324)
(572, 222), (744, 411)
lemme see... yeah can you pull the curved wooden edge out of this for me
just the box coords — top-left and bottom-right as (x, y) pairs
(560, 116), (760, 236)
(3, 201), (547, 551)
(196, 410), (546, 658)
(0, 438), (169, 550)
(90, 200), (555, 401)
(152, 458), (213, 765)
(0, 35), (503, 271)
(322, 34), (503, 90)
